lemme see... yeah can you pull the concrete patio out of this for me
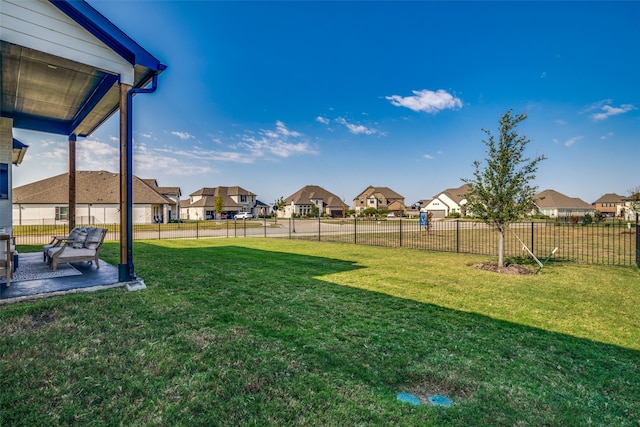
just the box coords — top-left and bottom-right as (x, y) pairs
(0, 252), (123, 304)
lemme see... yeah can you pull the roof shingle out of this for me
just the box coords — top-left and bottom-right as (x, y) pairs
(13, 171), (172, 204)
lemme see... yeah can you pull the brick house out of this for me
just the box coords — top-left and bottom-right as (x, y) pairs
(592, 193), (625, 218)
(283, 185), (348, 218)
(353, 186), (405, 215)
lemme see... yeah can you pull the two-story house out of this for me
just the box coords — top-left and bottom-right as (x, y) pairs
(180, 186), (257, 220)
(592, 193), (625, 218)
(353, 186), (405, 215)
(283, 185), (348, 218)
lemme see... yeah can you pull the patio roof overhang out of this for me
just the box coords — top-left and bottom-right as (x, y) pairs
(1, 0), (166, 284)
(1, 0), (166, 137)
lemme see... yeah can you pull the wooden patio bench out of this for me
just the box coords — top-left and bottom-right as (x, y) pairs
(45, 227), (107, 271)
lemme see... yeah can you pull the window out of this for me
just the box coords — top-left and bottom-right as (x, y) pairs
(0, 163), (7, 200)
(240, 195), (246, 202)
(55, 206), (68, 221)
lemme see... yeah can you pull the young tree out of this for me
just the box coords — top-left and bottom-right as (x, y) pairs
(462, 110), (546, 267)
(214, 195), (224, 218)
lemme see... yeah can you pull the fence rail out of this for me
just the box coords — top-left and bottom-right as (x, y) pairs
(11, 218), (640, 267)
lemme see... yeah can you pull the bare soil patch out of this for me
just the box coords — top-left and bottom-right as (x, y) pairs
(473, 262), (535, 275)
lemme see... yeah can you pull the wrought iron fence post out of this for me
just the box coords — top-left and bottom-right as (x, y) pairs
(636, 224), (640, 268)
(158, 222), (161, 240)
(318, 215), (321, 241)
(196, 221), (199, 239)
(354, 217), (357, 245)
(456, 220), (460, 253)
(399, 216), (403, 247)
(531, 222), (535, 255)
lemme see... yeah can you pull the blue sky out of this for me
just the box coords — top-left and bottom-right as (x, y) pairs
(13, 1), (640, 207)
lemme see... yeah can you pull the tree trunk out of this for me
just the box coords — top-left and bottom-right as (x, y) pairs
(498, 229), (505, 267)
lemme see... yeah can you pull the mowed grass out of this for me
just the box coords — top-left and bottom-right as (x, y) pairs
(1, 239), (639, 426)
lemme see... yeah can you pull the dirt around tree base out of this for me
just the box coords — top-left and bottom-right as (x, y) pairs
(473, 262), (535, 275)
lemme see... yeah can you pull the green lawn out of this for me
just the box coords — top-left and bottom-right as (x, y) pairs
(1, 239), (639, 426)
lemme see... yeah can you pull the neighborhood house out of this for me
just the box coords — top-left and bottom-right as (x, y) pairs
(282, 185), (348, 218)
(422, 184), (470, 218)
(12, 171), (176, 225)
(180, 186), (258, 220)
(353, 186), (405, 215)
(532, 189), (595, 219)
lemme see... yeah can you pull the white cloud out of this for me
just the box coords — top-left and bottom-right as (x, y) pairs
(386, 89), (463, 113)
(564, 136), (583, 147)
(335, 117), (377, 135)
(77, 139), (119, 171)
(591, 103), (636, 121)
(316, 116), (330, 125)
(275, 120), (301, 137)
(154, 146), (255, 164)
(171, 131), (194, 140)
(238, 121), (317, 159)
(423, 154), (435, 160)
(134, 145), (214, 175)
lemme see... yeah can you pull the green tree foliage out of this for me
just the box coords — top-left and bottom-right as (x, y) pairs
(214, 195), (224, 217)
(462, 110), (546, 267)
(363, 207), (378, 217)
(629, 185), (640, 223)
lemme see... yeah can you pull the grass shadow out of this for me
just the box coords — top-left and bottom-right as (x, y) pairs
(1, 241), (638, 426)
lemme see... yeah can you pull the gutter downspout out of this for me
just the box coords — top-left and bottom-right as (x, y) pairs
(119, 73), (159, 284)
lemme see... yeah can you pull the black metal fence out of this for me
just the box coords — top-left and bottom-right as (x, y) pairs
(284, 218), (638, 267)
(12, 218), (640, 267)
(637, 225), (640, 267)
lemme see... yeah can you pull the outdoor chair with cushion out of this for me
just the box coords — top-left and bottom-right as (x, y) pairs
(0, 233), (14, 286)
(42, 227), (88, 261)
(46, 227), (107, 271)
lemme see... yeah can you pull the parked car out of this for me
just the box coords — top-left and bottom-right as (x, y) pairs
(235, 212), (253, 220)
